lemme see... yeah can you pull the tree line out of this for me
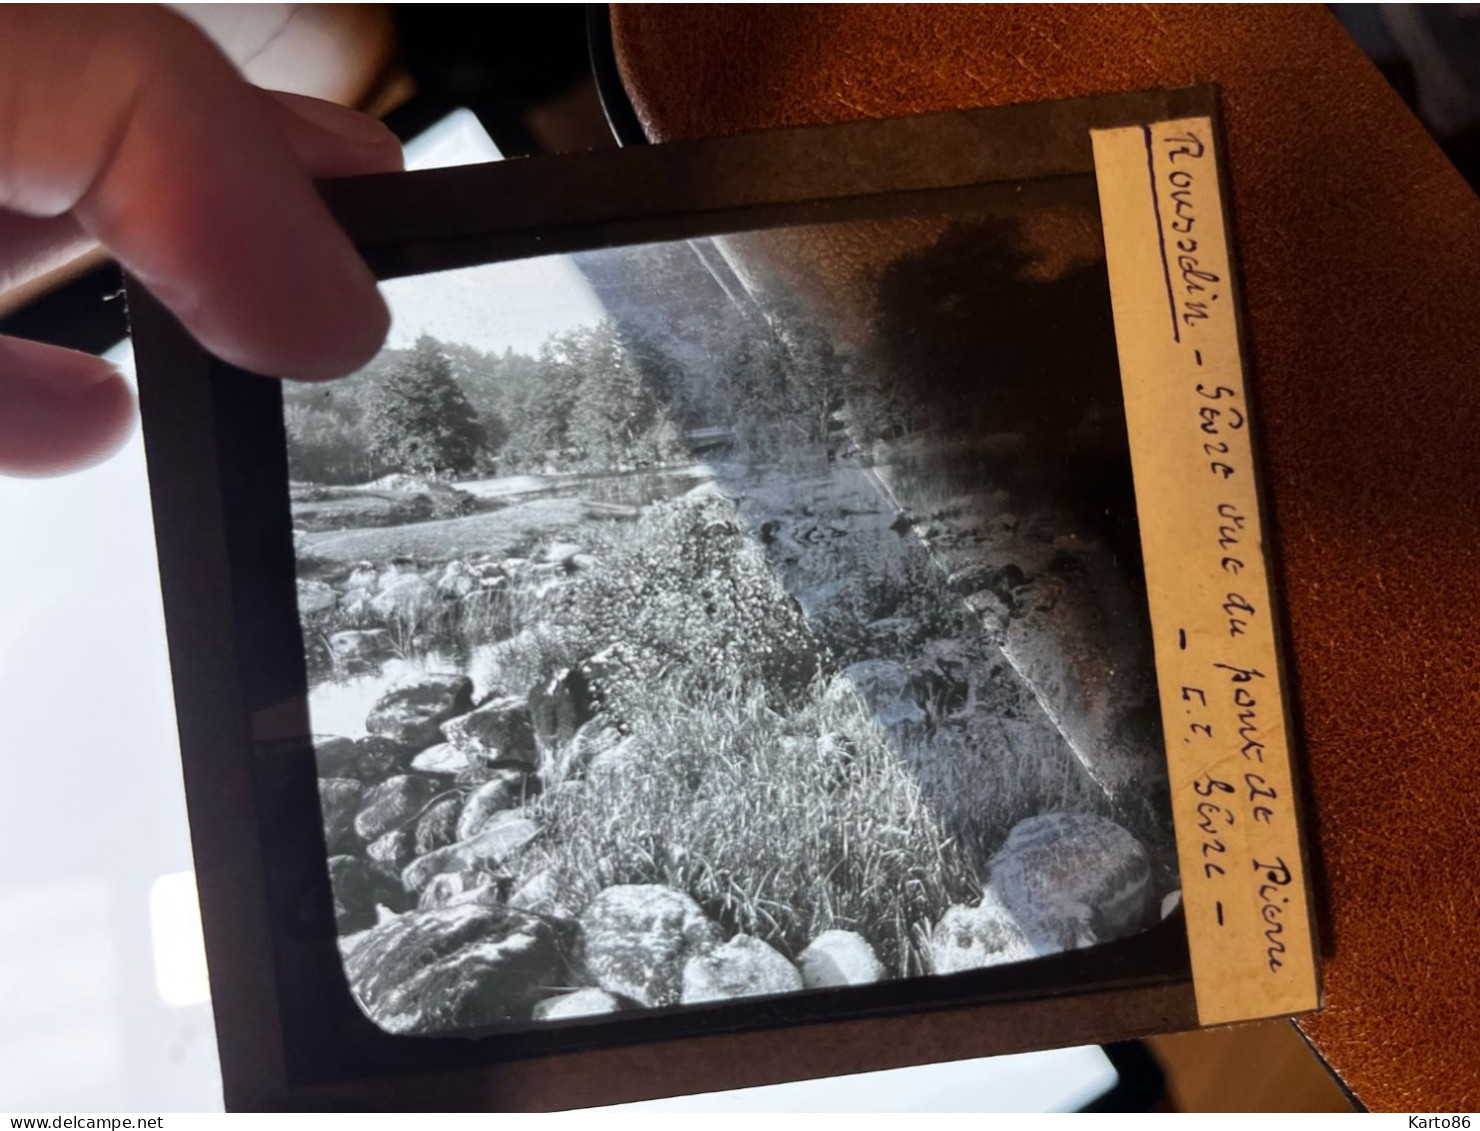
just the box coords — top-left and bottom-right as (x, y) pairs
(284, 302), (851, 486)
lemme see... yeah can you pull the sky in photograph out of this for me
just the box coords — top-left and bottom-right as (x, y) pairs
(380, 108), (606, 356)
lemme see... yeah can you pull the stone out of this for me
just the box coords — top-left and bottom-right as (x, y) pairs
(436, 561), (476, 598)
(844, 659), (925, 726)
(370, 572), (437, 622)
(296, 579), (337, 619)
(989, 813), (1153, 952)
(1160, 890), (1183, 920)
(997, 555), (1170, 839)
(401, 815), (540, 893)
(327, 855), (405, 935)
(410, 742), (471, 776)
(413, 795), (463, 855)
(315, 735), (404, 781)
(317, 778), (363, 855)
(345, 563), (378, 592)
(366, 828), (418, 880)
(532, 988), (622, 1021)
(457, 772), (539, 840)
(365, 674), (474, 750)
(528, 667), (596, 751)
(507, 871), (573, 919)
(930, 892), (1037, 974)
(353, 774), (444, 842)
(680, 935), (803, 1004)
(578, 885), (721, 1008)
(441, 696), (538, 769)
(328, 629), (393, 662)
(344, 904), (573, 1034)
(417, 871), (504, 911)
(796, 930), (885, 988)
(542, 541), (583, 565)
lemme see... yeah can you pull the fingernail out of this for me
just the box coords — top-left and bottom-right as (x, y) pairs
(286, 98), (398, 149)
(0, 336), (120, 391)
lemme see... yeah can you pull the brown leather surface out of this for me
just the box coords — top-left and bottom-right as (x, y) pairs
(612, 3), (1480, 1112)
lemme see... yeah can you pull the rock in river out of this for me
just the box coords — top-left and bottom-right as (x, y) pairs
(401, 814), (540, 893)
(410, 742), (471, 777)
(315, 735), (404, 781)
(442, 696), (538, 768)
(366, 828), (418, 881)
(328, 855), (405, 934)
(318, 778), (363, 855)
(353, 774), (444, 842)
(365, 674), (474, 750)
(344, 904), (574, 1033)
(578, 885), (721, 1008)
(456, 771), (538, 840)
(414, 794), (463, 855)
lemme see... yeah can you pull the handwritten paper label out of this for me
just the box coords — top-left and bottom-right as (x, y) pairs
(1091, 117), (1320, 1025)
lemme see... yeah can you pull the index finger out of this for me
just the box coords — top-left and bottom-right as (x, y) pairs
(0, 5), (390, 380)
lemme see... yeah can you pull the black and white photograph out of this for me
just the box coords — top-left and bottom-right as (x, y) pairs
(285, 188), (1183, 1037)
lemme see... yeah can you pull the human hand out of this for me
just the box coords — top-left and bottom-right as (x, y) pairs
(0, 4), (403, 476)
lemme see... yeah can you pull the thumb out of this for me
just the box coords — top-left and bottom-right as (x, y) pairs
(0, 336), (136, 477)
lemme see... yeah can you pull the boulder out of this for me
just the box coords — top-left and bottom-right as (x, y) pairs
(796, 930), (886, 988)
(328, 629), (393, 663)
(989, 813), (1152, 952)
(532, 988), (622, 1021)
(345, 563), (378, 593)
(317, 778), (363, 855)
(441, 696), (538, 768)
(578, 885), (721, 1008)
(296, 579), (337, 619)
(436, 561), (477, 599)
(528, 667), (596, 751)
(413, 795), (463, 855)
(410, 742), (471, 777)
(507, 871), (574, 919)
(401, 815), (540, 893)
(456, 772), (538, 840)
(844, 659), (925, 726)
(366, 674), (474, 749)
(366, 828), (418, 880)
(681, 935), (803, 1004)
(930, 892), (1037, 974)
(370, 572), (436, 622)
(417, 871), (503, 911)
(353, 775), (444, 842)
(327, 855), (405, 934)
(315, 735), (404, 781)
(344, 904), (573, 1034)
(997, 556), (1170, 837)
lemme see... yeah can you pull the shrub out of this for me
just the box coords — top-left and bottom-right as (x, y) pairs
(542, 495), (825, 708)
(519, 673), (980, 976)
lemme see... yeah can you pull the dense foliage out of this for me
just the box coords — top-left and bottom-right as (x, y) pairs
(364, 335), (488, 478)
